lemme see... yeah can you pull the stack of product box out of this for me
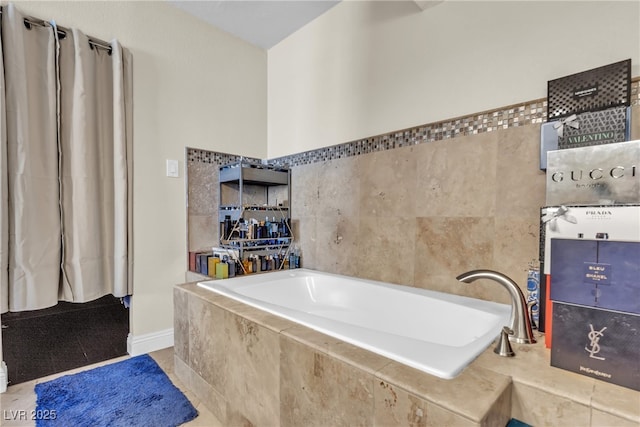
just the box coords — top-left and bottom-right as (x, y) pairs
(540, 59), (632, 171)
(538, 60), (639, 391)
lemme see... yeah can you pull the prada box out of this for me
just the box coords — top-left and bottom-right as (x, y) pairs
(551, 302), (640, 391)
(550, 238), (640, 314)
(540, 107), (631, 170)
(547, 59), (631, 121)
(540, 205), (640, 275)
(545, 140), (640, 206)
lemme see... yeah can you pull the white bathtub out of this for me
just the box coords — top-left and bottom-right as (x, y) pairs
(197, 269), (511, 379)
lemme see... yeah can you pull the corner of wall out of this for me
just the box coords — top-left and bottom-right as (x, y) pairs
(127, 330), (174, 357)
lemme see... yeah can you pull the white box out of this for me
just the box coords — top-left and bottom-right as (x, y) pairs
(541, 205), (640, 274)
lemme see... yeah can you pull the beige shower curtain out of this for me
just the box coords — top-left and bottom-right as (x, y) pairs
(0, 3), (132, 312)
(1, 4), (60, 312)
(57, 28), (132, 302)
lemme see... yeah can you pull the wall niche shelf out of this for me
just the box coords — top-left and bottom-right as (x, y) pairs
(218, 160), (293, 273)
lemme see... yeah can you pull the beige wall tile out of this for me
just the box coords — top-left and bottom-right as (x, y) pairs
(511, 381), (591, 427)
(592, 380), (640, 424)
(280, 335), (375, 427)
(187, 294), (228, 391)
(291, 162), (321, 218)
(291, 216), (317, 270)
(357, 216), (415, 285)
(631, 105), (640, 140)
(174, 287), (190, 362)
(317, 156), (361, 218)
(415, 133), (498, 218)
(374, 381), (429, 427)
(495, 125), (546, 218)
(425, 402), (479, 427)
(359, 146), (417, 218)
(375, 364), (510, 424)
(187, 161), (219, 216)
(591, 408), (640, 427)
(224, 313), (281, 426)
(314, 214), (360, 276)
(492, 216), (541, 298)
(414, 217), (506, 302)
(188, 214), (218, 252)
(188, 364), (229, 424)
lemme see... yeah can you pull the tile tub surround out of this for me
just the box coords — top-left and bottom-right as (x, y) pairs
(174, 282), (640, 427)
(188, 105), (640, 307)
(174, 283), (512, 427)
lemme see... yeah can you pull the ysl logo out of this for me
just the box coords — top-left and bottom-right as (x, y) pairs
(585, 324), (607, 360)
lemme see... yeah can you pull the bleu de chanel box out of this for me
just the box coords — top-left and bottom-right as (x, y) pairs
(547, 59), (631, 121)
(550, 239), (640, 314)
(551, 302), (640, 391)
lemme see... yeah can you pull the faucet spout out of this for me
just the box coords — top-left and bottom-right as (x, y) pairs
(456, 269), (536, 344)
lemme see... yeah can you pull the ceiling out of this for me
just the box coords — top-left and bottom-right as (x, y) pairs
(168, 1), (342, 50)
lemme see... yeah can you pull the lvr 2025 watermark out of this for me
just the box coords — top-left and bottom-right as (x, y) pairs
(3, 409), (57, 421)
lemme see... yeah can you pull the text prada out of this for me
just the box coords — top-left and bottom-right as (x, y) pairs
(551, 165), (636, 183)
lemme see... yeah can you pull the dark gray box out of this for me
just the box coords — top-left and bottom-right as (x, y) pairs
(550, 239), (640, 314)
(551, 302), (640, 391)
(547, 59), (631, 121)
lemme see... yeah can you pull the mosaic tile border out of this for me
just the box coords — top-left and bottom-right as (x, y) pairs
(186, 149), (261, 167)
(188, 78), (640, 168)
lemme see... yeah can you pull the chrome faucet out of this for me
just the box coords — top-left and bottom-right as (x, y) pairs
(456, 269), (536, 344)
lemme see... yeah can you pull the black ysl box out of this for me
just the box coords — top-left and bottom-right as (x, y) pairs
(551, 302), (640, 391)
(547, 59), (631, 121)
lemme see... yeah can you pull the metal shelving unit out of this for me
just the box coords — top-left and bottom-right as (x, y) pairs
(218, 160), (293, 273)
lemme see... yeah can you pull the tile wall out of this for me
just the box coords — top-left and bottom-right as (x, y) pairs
(187, 79), (640, 303)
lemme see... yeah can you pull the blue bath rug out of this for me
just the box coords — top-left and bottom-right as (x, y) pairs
(34, 354), (198, 427)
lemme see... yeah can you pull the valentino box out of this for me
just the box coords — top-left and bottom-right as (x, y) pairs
(545, 140), (640, 206)
(539, 106), (631, 170)
(551, 302), (640, 391)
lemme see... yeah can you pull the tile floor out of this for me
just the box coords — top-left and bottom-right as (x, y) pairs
(0, 347), (223, 427)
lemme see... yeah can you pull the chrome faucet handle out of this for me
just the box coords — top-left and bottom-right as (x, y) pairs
(494, 326), (515, 357)
(456, 269), (536, 344)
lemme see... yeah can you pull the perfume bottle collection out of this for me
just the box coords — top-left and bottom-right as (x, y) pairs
(221, 214), (291, 246)
(199, 248), (301, 279)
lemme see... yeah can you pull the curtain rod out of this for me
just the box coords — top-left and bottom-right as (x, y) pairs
(0, 6), (112, 55)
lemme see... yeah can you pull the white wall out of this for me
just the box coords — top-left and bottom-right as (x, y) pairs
(5, 1), (267, 341)
(267, 1), (640, 158)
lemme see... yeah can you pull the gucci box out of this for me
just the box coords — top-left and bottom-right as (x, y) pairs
(551, 302), (640, 391)
(547, 59), (631, 121)
(545, 140), (640, 206)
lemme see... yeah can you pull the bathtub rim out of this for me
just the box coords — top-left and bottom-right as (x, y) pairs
(197, 268), (511, 379)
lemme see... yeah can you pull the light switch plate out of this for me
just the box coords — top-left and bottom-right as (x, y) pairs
(166, 159), (179, 178)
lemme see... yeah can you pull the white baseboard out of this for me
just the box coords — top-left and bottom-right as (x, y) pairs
(127, 329), (174, 357)
(0, 361), (7, 393)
